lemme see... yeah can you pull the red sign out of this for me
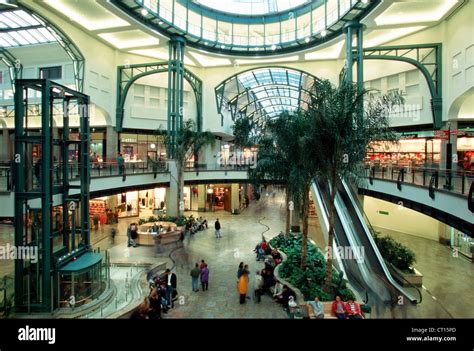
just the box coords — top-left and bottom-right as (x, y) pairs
(434, 130), (449, 140)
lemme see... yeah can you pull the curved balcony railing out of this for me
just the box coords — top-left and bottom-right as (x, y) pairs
(0, 161), (251, 191)
(365, 164), (474, 197)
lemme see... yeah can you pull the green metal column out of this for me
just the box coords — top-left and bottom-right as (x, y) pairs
(345, 23), (353, 85)
(167, 35), (186, 158)
(356, 24), (364, 94)
(344, 21), (363, 92)
(62, 98), (70, 251)
(40, 80), (53, 311)
(13, 80), (25, 308)
(80, 95), (91, 246)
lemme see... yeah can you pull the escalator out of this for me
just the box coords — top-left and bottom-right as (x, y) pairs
(312, 180), (421, 318)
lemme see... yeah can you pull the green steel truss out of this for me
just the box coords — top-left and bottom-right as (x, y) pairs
(0, 48), (23, 92)
(357, 44), (443, 129)
(115, 58), (203, 155)
(14, 79), (90, 313)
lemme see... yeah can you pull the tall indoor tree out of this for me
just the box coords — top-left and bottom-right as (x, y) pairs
(158, 119), (215, 217)
(305, 80), (401, 292)
(248, 111), (315, 268)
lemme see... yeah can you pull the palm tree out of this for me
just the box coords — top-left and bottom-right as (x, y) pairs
(248, 111), (314, 268)
(158, 120), (215, 216)
(305, 80), (400, 292)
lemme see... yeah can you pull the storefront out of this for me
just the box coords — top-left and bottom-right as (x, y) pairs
(183, 186), (200, 211)
(203, 183), (246, 213)
(450, 228), (473, 260)
(119, 132), (166, 164)
(367, 137), (441, 168)
(457, 136), (474, 171)
(89, 187), (168, 220)
(90, 131), (106, 164)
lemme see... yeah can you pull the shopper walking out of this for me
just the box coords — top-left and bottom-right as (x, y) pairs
(200, 264), (209, 291)
(190, 263), (200, 292)
(214, 218), (221, 238)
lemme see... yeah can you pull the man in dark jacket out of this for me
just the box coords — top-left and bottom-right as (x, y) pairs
(164, 269), (177, 308)
(214, 218), (221, 238)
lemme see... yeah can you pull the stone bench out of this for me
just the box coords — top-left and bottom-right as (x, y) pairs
(306, 301), (367, 319)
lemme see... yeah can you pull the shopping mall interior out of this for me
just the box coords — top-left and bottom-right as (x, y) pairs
(0, 0), (472, 321)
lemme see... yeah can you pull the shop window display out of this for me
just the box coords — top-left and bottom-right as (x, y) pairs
(367, 138), (440, 168)
(117, 192), (139, 218)
(120, 133), (166, 165)
(451, 228), (473, 260)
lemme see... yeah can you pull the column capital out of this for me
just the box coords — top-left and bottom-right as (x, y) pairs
(344, 21), (364, 30)
(169, 34), (186, 45)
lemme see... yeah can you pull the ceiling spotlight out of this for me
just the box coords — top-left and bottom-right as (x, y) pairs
(321, 29), (327, 37)
(141, 8), (148, 16)
(204, 42), (208, 45)
(362, 0), (369, 3)
(271, 44), (277, 50)
(158, 21), (163, 25)
(221, 44), (225, 49)
(305, 37), (310, 43)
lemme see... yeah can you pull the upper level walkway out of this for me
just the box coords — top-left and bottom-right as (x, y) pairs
(0, 163), (472, 234)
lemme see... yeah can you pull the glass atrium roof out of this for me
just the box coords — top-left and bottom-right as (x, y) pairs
(192, 0), (310, 16)
(215, 67), (319, 123)
(113, 0), (379, 55)
(0, 9), (57, 48)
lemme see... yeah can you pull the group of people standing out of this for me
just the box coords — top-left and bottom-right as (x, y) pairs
(131, 269), (177, 319)
(190, 259), (210, 292)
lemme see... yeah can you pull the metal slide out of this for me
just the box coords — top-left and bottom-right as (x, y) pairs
(312, 180), (421, 317)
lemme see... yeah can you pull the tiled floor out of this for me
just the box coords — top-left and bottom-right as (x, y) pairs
(1, 188), (472, 318)
(375, 227), (474, 318)
(164, 192), (289, 319)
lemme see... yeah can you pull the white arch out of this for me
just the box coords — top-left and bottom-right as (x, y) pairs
(447, 86), (474, 120)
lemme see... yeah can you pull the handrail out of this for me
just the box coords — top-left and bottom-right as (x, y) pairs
(366, 163), (473, 197)
(312, 181), (370, 306)
(341, 180), (420, 304)
(346, 183), (423, 305)
(468, 181), (474, 212)
(385, 261), (423, 305)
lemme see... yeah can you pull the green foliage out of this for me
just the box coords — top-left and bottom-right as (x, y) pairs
(269, 233), (354, 301)
(157, 120), (215, 165)
(373, 233), (416, 272)
(306, 81), (401, 184)
(232, 116), (259, 148)
(0, 276), (14, 318)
